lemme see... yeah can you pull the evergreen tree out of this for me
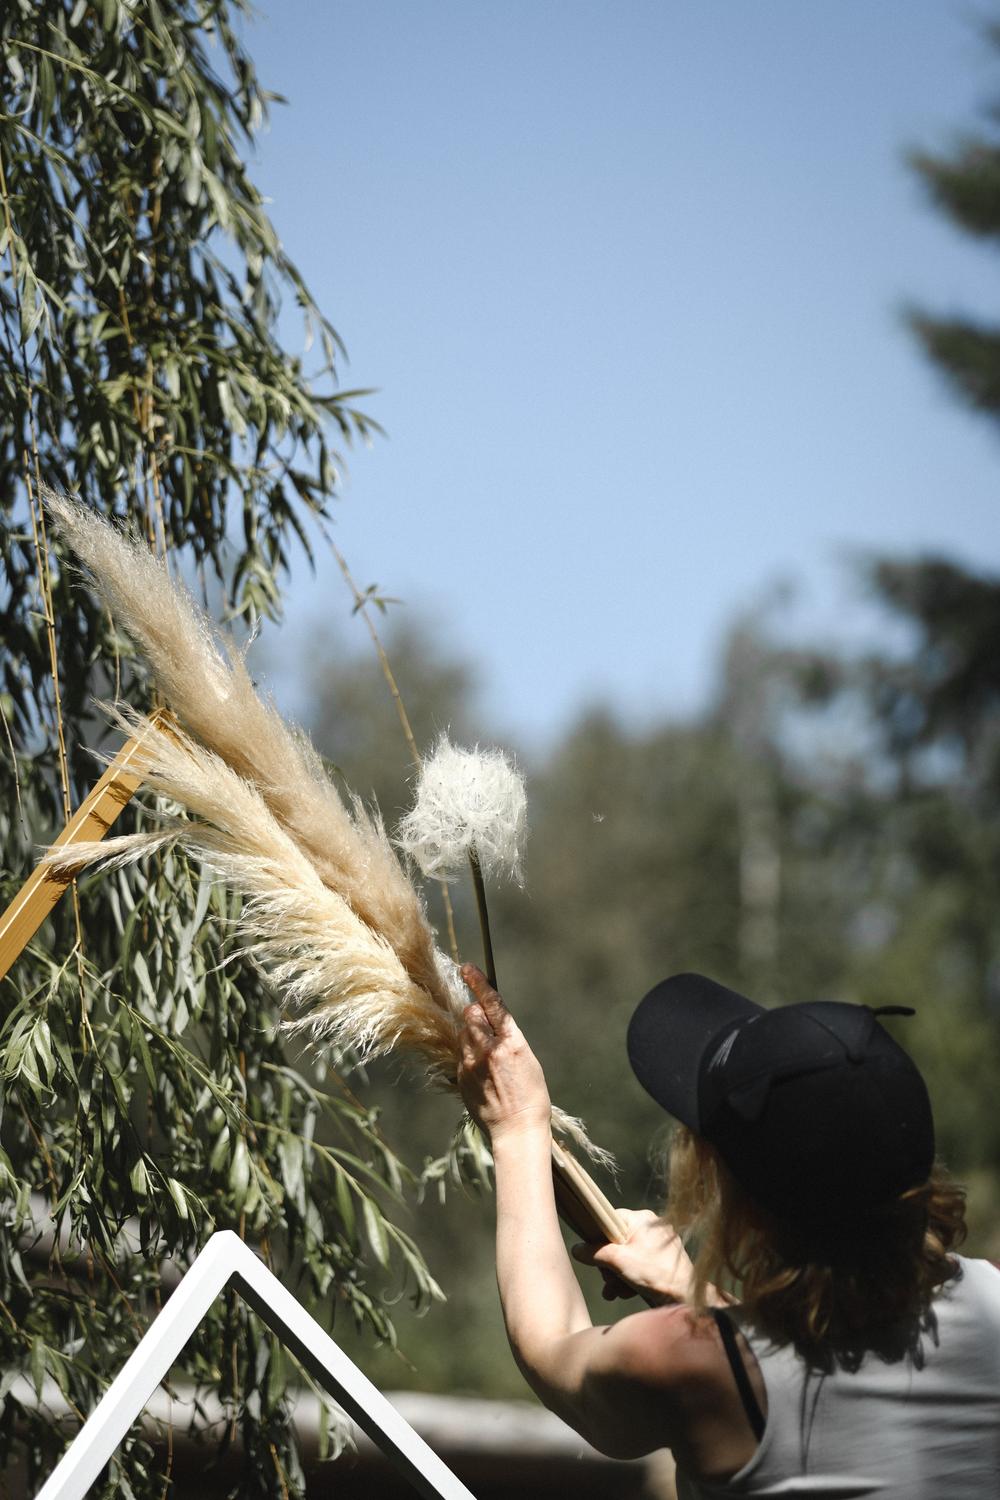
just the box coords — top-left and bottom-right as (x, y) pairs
(909, 23), (1000, 427)
(0, 5), (437, 1496)
(902, 20), (1000, 792)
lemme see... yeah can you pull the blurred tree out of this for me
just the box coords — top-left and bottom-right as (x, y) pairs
(704, 19), (1000, 1243)
(860, 558), (1000, 798)
(307, 615), (482, 824)
(909, 18), (1000, 433)
(725, 589), (1000, 1242)
(900, 15), (1000, 799)
(0, 5), (437, 1498)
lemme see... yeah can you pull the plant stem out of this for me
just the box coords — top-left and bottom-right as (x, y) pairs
(467, 846), (497, 988)
(325, 530), (461, 964)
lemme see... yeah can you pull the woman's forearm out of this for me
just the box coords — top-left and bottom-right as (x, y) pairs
(456, 965), (595, 1400)
(492, 1122), (592, 1372)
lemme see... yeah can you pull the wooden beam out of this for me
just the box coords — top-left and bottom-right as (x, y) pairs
(0, 717), (164, 982)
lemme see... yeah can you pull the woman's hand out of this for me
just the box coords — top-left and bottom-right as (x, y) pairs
(572, 1209), (696, 1304)
(457, 964), (551, 1146)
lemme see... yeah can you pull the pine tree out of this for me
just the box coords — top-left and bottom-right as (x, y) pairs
(909, 25), (1000, 424)
(896, 20), (1000, 795)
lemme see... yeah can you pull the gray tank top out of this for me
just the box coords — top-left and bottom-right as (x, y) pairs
(676, 1257), (1000, 1499)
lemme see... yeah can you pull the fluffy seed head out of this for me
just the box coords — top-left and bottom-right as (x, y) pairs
(396, 736), (527, 883)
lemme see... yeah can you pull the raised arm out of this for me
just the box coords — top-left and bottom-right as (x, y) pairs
(456, 964), (714, 1459)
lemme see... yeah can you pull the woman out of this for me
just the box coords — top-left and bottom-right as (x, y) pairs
(457, 964), (1000, 1498)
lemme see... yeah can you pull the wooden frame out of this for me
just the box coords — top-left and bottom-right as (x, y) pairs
(33, 1230), (476, 1500)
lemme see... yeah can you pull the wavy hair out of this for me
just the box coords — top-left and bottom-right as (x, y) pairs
(666, 1127), (967, 1370)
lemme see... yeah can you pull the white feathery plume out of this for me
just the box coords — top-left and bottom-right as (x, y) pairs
(396, 736), (527, 883)
(391, 735), (617, 1163)
(43, 487), (454, 1015)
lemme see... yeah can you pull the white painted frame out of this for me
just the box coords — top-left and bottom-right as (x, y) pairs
(34, 1230), (477, 1500)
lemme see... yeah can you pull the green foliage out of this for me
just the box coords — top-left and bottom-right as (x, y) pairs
(0, 5), (433, 1497)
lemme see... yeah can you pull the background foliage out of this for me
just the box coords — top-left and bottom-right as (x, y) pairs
(303, 574), (1000, 1398)
(0, 4), (434, 1497)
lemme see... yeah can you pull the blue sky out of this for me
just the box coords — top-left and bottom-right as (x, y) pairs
(246, 1), (999, 747)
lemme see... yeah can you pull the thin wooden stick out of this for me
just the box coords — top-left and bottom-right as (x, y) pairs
(549, 1138), (625, 1245)
(0, 717), (165, 983)
(459, 870), (631, 1259)
(461, 850), (630, 1258)
(0, 143), (89, 997)
(550, 1141), (658, 1306)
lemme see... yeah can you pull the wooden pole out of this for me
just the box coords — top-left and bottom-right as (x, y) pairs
(550, 1138), (625, 1245)
(0, 715), (165, 982)
(550, 1140), (657, 1306)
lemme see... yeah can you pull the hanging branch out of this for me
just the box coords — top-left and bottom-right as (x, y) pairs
(0, 9), (444, 1492)
(325, 530), (461, 965)
(0, 140), (89, 1016)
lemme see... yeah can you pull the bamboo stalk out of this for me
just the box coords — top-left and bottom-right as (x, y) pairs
(0, 142), (89, 995)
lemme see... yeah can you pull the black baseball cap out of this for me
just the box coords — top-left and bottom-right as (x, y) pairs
(627, 973), (934, 1227)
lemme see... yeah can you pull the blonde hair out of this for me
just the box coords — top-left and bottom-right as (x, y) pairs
(666, 1127), (967, 1370)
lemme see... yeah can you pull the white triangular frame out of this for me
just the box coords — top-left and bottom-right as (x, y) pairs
(34, 1231), (476, 1500)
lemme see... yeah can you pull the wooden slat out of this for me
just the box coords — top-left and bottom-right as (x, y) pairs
(0, 718), (163, 982)
(550, 1137), (625, 1244)
(551, 1140), (661, 1306)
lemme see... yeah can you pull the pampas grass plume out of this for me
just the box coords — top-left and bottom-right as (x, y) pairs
(42, 486), (455, 1016)
(42, 490), (612, 1166)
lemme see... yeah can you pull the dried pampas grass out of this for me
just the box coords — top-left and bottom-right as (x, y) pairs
(45, 707), (465, 1077)
(43, 490), (611, 1166)
(44, 488), (454, 1014)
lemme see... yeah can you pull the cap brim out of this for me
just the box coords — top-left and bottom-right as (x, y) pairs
(627, 973), (760, 1130)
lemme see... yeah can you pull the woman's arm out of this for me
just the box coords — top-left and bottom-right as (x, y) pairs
(456, 965), (590, 1356)
(456, 965), (710, 1459)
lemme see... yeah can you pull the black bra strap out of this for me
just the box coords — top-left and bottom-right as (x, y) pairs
(711, 1307), (766, 1442)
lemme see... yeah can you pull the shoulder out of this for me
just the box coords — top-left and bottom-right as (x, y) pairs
(567, 1304), (739, 1462)
(594, 1303), (734, 1395)
(589, 1303), (766, 1478)
(948, 1255), (1000, 1289)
